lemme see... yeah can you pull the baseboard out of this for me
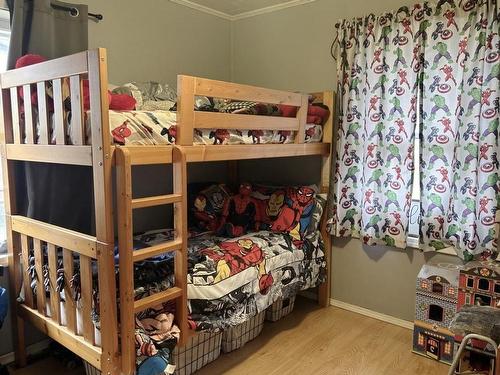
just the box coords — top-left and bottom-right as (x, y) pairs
(0, 338), (51, 365)
(330, 299), (414, 331)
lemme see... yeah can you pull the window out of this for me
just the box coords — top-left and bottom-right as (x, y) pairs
(406, 101), (421, 248)
(448, 287), (455, 297)
(421, 280), (428, 289)
(428, 304), (444, 322)
(444, 341), (452, 355)
(495, 283), (500, 295)
(474, 294), (492, 306)
(478, 278), (490, 291)
(0, 8), (10, 255)
(418, 333), (425, 346)
(465, 294), (471, 305)
(467, 278), (474, 288)
(432, 283), (443, 294)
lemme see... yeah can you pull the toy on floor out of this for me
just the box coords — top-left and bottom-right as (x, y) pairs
(413, 262), (461, 365)
(448, 305), (500, 375)
(457, 261), (500, 310)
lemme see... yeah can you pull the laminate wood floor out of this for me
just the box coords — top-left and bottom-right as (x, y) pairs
(9, 297), (448, 374)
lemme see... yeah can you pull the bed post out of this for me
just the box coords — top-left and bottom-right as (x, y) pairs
(87, 48), (120, 374)
(0, 77), (26, 367)
(318, 90), (335, 308)
(177, 75), (195, 146)
(295, 94), (308, 144)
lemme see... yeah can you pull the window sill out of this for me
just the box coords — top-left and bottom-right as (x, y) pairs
(407, 236), (458, 256)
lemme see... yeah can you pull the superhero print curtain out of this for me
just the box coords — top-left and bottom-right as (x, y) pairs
(329, 7), (421, 248)
(328, 0), (500, 257)
(419, 0), (499, 259)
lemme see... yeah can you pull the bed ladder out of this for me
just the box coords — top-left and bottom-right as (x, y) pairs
(115, 146), (189, 375)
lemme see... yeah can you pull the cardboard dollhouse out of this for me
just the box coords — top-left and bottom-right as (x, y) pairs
(413, 260), (500, 368)
(457, 261), (500, 310)
(413, 262), (461, 365)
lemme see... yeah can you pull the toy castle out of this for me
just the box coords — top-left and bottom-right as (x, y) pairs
(413, 262), (461, 365)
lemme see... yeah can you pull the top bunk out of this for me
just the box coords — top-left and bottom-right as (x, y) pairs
(0, 48), (332, 165)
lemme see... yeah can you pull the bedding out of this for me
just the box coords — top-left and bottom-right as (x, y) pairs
(32, 109), (323, 146)
(80, 110), (323, 146)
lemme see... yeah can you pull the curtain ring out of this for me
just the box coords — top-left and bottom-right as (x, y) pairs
(69, 7), (79, 17)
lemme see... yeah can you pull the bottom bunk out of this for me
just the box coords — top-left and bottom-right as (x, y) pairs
(22, 223), (326, 374)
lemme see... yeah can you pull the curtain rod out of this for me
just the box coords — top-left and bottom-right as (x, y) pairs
(50, 3), (103, 21)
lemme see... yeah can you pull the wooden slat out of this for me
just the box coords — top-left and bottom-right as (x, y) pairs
(177, 75), (195, 145)
(133, 239), (182, 263)
(316, 90), (334, 307)
(295, 94), (308, 144)
(131, 194), (182, 209)
(320, 91), (335, 193)
(79, 255), (95, 344)
(1, 51), (88, 88)
(173, 146), (189, 345)
(47, 243), (61, 324)
(194, 111), (299, 131)
(11, 215), (98, 259)
(133, 287), (182, 314)
(69, 75), (84, 145)
(5, 144), (93, 165)
(18, 304), (101, 369)
(62, 248), (77, 333)
(36, 82), (49, 144)
(33, 239), (46, 315)
(88, 48), (120, 375)
(52, 78), (65, 145)
(192, 76), (303, 106)
(20, 234), (33, 308)
(9, 88), (20, 144)
(125, 145), (173, 165)
(182, 143), (331, 162)
(116, 147), (135, 374)
(22, 85), (34, 144)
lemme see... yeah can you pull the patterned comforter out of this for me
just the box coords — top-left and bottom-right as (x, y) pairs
(64, 110), (323, 145)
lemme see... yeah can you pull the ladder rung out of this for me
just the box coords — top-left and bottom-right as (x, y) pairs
(131, 194), (182, 209)
(133, 239), (183, 262)
(134, 287), (182, 313)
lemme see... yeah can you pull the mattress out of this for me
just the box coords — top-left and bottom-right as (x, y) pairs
(32, 110), (323, 145)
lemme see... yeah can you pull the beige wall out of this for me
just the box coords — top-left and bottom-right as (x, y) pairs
(85, 0), (231, 86)
(232, 0), (462, 322)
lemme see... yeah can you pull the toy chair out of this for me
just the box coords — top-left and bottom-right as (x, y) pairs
(448, 306), (500, 375)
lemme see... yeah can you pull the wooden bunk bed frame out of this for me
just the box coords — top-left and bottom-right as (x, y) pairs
(0, 48), (334, 375)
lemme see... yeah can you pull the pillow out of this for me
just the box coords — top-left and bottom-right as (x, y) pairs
(251, 185), (287, 228)
(269, 185), (318, 241)
(191, 184), (231, 232)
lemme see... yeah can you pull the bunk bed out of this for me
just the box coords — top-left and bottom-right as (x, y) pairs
(0, 49), (334, 375)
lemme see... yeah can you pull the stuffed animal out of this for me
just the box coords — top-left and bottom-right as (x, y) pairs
(278, 102), (330, 125)
(191, 184), (230, 232)
(15, 54), (136, 111)
(218, 183), (260, 238)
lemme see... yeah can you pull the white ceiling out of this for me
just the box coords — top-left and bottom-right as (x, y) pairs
(189, 0), (292, 15)
(170, 0), (317, 20)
